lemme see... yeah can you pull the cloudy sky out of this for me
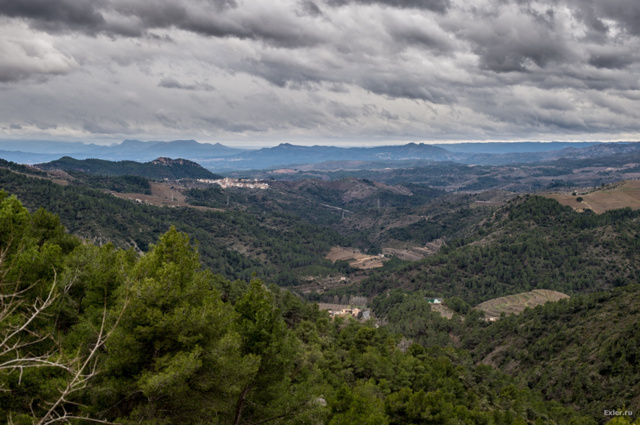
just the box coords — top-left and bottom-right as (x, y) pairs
(1, 0), (640, 146)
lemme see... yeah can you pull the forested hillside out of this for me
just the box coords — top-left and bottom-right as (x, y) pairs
(0, 158), (47, 176)
(3, 160), (640, 423)
(361, 195), (640, 304)
(0, 165), (494, 284)
(357, 195), (640, 423)
(471, 285), (640, 422)
(0, 193), (594, 424)
(368, 285), (640, 423)
(0, 168), (350, 284)
(36, 156), (221, 180)
(68, 172), (153, 194)
(186, 178), (495, 258)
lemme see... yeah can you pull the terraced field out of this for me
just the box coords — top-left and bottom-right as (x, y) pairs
(476, 289), (569, 320)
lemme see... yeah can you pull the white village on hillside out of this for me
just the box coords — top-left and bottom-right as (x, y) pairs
(198, 177), (269, 189)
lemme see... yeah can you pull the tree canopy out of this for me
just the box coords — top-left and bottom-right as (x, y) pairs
(0, 193), (596, 424)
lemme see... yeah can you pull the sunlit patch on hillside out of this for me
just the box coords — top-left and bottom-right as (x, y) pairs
(545, 180), (640, 213)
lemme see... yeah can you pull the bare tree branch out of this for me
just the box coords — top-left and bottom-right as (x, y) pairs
(1, 238), (131, 425)
(0, 271), (59, 376)
(36, 277), (131, 425)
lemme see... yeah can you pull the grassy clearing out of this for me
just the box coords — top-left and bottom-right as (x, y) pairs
(546, 180), (640, 213)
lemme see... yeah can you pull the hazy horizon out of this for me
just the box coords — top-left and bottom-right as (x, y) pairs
(0, 138), (628, 151)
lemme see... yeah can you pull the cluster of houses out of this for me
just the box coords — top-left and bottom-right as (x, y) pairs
(197, 177), (269, 189)
(318, 303), (371, 321)
(330, 307), (371, 320)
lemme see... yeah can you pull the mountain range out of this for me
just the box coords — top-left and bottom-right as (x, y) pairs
(0, 139), (244, 164)
(2, 139), (640, 172)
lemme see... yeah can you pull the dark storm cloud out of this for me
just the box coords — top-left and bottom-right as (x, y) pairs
(0, 0), (107, 33)
(477, 39), (569, 73)
(456, 6), (573, 73)
(298, 0), (323, 16)
(158, 77), (215, 91)
(390, 28), (452, 53)
(537, 97), (574, 112)
(0, 0), (323, 48)
(568, 1), (609, 39)
(242, 50), (455, 103)
(325, 0), (450, 14)
(588, 52), (633, 70)
(384, 17), (454, 54)
(242, 57), (326, 88)
(570, 0), (640, 37)
(0, 66), (43, 83)
(471, 95), (590, 132)
(360, 74), (454, 103)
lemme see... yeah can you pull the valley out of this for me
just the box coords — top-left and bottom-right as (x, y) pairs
(1, 141), (640, 424)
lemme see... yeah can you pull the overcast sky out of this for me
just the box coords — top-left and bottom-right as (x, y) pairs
(1, 0), (640, 147)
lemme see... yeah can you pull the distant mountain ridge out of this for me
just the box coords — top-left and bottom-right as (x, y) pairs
(458, 141), (640, 165)
(114, 139), (244, 159)
(0, 139), (245, 163)
(202, 142), (455, 170)
(2, 138), (640, 171)
(36, 156), (222, 180)
(433, 141), (602, 154)
(210, 141), (640, 170)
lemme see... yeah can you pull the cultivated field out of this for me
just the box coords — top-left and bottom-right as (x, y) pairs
(476, 289), (569, 320)
(326, 246), (388, 269)
(546, 180), (640, 213)
(108, 182), (222, 212)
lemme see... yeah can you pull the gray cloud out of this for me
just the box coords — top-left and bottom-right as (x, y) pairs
(574, 0), (640, 37)
(588, 51), (633, 70)
(1, 0), (640, 144)
(200, 116), (266, 133)
(298, 0), (323, 16)
(158, 77), (215, 91)
(383, 13), (455, 54)
(455, 4), (573, 73)
(82, 120), (127, 135)
(0, 26), (77, 82)
(0, 0), (107, 33)
(0, 0), (325, 48)
(325, 0), (450, 14)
